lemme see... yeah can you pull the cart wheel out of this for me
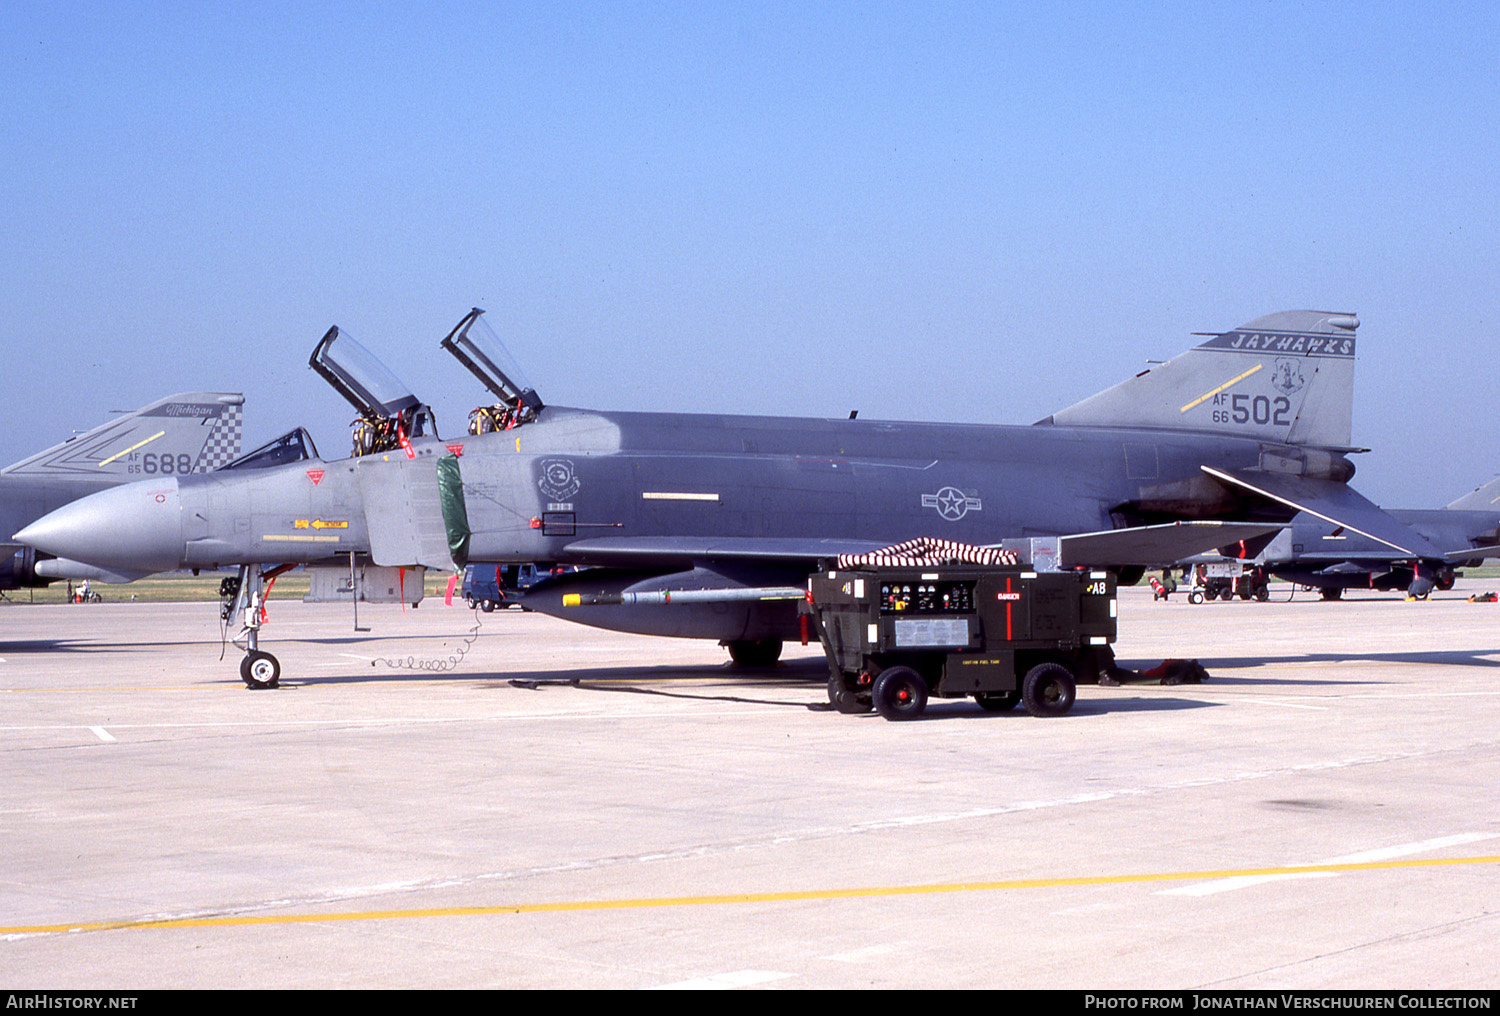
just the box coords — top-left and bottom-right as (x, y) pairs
(975, 690), (1021, 712)
(1188, 590), (1204, 605)
(872, 666), (928, 721)
(1021, 662), (1075, 717)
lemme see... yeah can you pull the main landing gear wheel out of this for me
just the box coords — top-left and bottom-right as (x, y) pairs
(241, 650), (281, 690)
(727, 639), (783, 668)
(1021, 662), (1076, 717)
(872, 666), (928, 721)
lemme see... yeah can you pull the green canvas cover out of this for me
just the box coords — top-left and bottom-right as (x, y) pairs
(437, 454), (471, 568)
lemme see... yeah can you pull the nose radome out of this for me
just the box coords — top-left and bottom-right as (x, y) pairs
(14, 478), (186, 575)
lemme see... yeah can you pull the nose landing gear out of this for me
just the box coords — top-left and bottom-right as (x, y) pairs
(223, 564), (295, 688)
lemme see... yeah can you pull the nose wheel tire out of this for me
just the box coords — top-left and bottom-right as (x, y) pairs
(241, 650), (281, 689)
(872, 666), (928, 721)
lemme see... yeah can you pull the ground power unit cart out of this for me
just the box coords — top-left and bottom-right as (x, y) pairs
(808, 564), (1118, 720)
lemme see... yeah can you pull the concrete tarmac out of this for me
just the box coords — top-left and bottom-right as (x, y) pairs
(2, 580), (1498, 989)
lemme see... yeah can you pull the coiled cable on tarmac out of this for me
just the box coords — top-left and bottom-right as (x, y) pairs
(371, 609), (485, 672)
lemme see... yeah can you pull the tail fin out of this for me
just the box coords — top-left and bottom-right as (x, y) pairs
(1042, 310), (1359, 449)
(2, 393), (243, 480)
(1446, 475), (1500, 511)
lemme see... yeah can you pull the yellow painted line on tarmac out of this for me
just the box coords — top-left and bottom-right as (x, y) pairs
(7, 854), (1499, 937)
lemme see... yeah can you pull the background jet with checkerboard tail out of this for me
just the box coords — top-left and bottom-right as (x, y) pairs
(17, 307), (1433, 685)
(1, 391), (242, 591)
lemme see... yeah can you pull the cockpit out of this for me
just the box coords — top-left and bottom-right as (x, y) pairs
(309, 326), (438, 456)
(219, 427), (321, 471)
(439, 308), (545, 434)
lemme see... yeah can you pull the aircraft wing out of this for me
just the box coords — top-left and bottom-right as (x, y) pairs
(1445, 544), (1500, 562)
(1202, 466), (1443, 558)
(1278, 545), (1500, 565)
(1280, 550), (1411, 565)
(1053, 521), (1281, 568)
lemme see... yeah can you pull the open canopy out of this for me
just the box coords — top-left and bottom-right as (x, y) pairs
(439, 308), (543, 413)
(309, 325), (423, 421)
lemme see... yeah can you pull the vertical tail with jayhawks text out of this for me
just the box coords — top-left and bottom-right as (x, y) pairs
(1041, 310), (1358, 450)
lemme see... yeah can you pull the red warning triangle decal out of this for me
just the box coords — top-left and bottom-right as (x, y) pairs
(307, 469), (325, 485)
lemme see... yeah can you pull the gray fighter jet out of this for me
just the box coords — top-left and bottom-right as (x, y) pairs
(1257, 477), (1500, 599)
(1, 392), (243, 592)
(17, 308), (1436, 686)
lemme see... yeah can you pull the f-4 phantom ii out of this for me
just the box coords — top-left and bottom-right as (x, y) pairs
(16, 307), (1442, 686)
(1250, 476), (1500, 600)
(2, 392), (242, 592)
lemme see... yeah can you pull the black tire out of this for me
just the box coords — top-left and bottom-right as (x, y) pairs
(1021, 662), (1075, 717)
(975, 690), (1021, 712)
(1320, 587), (1343, 601)
(872, 666), (928, 721)
(480, 600), (495, 613)
(1188, 590), (1204, 605)
(465, 596), (477, 609)
(1255, 585), (1269, 602)
(240, 650), (281, 689)
(727, 639), (783, 668)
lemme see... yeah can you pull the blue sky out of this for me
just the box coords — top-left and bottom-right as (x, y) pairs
(3, 2), (1497, 506)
